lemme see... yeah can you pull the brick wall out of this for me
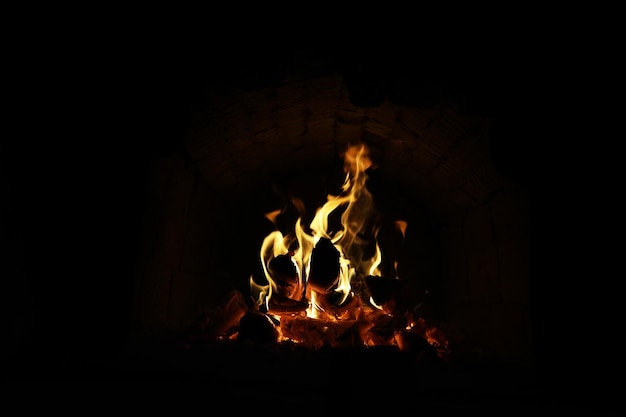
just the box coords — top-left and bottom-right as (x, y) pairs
(441, 185), (532, 365)
(130, 156), (227, 341)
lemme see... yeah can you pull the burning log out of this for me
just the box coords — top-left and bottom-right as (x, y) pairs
(411, 318), (451, 361)
(394, 330), (441, 364)
(268, 252), (301, 300)
(237, 311), (280, 345)
(266, 292), (309, 315)
(313, 290), (363, 320)
(186, 289), (249, 343)
(361, 311), (406, 346)
(365, 275), (406, 314)
(308, 237), (340, 294)
(279, 315), (364, 349)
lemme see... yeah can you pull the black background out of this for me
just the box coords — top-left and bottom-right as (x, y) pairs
(2, 27), (622, 411)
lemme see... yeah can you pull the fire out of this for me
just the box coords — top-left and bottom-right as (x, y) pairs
(251, 143), (381, 318)
(243, 143), (450, 359)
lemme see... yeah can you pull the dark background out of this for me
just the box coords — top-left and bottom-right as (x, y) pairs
(3, 31), (622, 410)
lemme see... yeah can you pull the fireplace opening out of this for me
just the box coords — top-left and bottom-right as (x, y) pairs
(122, 60), (537, 400)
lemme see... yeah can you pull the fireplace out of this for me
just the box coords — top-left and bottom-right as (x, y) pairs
(125, 57), (537, 399)
(4, 44), (620, 413)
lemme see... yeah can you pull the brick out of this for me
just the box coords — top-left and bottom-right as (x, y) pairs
(335, 120), (362, 144)
(396, 106), (432, 132)
(440, 224), (469, 305)
(431, 188), (476, 219)
(429, 143), (475, 190)
(446, 302), (493, 356)
(491, 187), (530, 243)
(151, 217), (185, 269)
(498, 239), (530, 303)
(464, 203), (493, 250)
(168, 270), (202, 332)
(409, 137), (442, 175)
(180, 220), (213, 276)
(164, 166), (195, 219)
(489, 302), (533, 362)
(145, 157), (175, 195)
(230, 138), (265, 174)
(188, 176), (217, 221)
(132, 260), (172, 334)
(466, 244), (500, 303)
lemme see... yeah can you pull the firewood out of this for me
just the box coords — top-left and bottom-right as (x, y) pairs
(266, 292), (309, 315)
(209, 289), (249, 338)
(314, 290), (362, 320)
(365, 275), (406, 314)
(359, 312), (410, 346)
(237, 311), (279, 345)
(402, 314), (451, 361)
(365, 275), (399, 304)
(394, 330), (440, 364)
(308, 237), (340, 293)
(268, 253), (302, 299)
(268, 253), (298, 282)
(278, 315), (324, 347)
(279, 316), (361, 349)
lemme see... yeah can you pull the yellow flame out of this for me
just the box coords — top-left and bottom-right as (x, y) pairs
(257, 143), (383, 318)
(249, 275), (269, 310)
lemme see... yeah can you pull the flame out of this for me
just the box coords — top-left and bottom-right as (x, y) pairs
(245, 143), (450, 357)
(253, 143), (383, 317)
(394, 220), (408, 239)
